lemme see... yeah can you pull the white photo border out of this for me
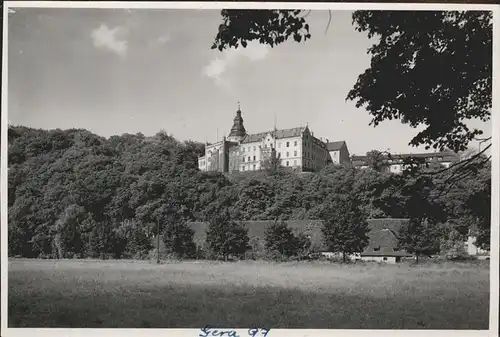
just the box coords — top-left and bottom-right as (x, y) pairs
(1, 2), (498, 337)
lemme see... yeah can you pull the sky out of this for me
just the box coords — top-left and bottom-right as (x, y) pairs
(7, 7), (492, 156)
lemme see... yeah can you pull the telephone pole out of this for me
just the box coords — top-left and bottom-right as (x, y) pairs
(156, 218), (160, 264)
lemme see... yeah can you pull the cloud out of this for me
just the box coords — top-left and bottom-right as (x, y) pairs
(90, 24), (128, 57)
(156, 34), (171, 45)
(148, 34), (171, 48)
(203, 42), (270, 86)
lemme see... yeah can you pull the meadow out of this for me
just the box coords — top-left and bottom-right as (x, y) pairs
(8, 259), (490, 329)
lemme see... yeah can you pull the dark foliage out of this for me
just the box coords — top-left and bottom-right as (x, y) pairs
(162, 220), (196, 259)
(205, 211), (250, 261)
(212, 10), (311, 51)
(398, 218), (442, 263)
(8, 125), (490, 260)
(212, 10), (492, 160)
(264, 219), (308, 260)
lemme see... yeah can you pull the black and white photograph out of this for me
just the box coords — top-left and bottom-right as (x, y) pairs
(1, 1), (499, 335)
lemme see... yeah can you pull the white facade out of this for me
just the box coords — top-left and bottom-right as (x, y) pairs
(465, 236), (489, 256)
(329, 150), (340, 164)
(360, 256), (398, 264)
(240, 140), (263, 172)
(198, 109), (343, 173)
(352, 152), (459, 174)
(198, 141), (225, 172)
(276, 136), (303, 169)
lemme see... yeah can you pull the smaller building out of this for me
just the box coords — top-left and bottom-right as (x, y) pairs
(465, 236), (489, 259)
(351, 151), (460, 174)
(326, 141), (351, 166)
(360, 218), (412, 263)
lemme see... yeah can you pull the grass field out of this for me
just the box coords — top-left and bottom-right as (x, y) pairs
(8, 259), (490, 329)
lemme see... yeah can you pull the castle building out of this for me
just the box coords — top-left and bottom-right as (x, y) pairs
(198, 107), (350, 173)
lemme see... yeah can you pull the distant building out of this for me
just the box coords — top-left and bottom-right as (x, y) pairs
(326, 141), (351, 166)
(198, 107), (350, 173)
(465, 236), (489, 259)
(351, 151), (460, 174)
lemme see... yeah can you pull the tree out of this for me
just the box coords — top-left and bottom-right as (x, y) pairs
(212, 10), (492, 170)
(398, 218), (441, 264)
(162, 220), (196, 259)
(205, 211), (250, 261)
(112, 219), (153, 259)
(321, 195), (369, 262)
(234, 178), (276, 220)
(374, 172), (447, 223)
(212, 10), (311, 51)
(352, 168), (389, 218)
(261, 147), (282, 173)
(365, 150), (389, 173)
(347, 11), (492, 154)
(465, 160), (491, 250)
(264, 219), (301, 260)
(440, 227), (468, 261)
(52, 204), (87, 259)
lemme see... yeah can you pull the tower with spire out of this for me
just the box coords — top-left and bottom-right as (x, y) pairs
(227, 102), (247, 143)
(198, 103), (350, 174)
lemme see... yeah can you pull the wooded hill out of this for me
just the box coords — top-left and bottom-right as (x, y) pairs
(7, 125), (491, 260)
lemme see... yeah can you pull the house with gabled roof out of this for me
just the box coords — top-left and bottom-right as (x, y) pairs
(360, 218), (413, 263)
(326, 140), (351, 166)
(183, 218), (414, 263)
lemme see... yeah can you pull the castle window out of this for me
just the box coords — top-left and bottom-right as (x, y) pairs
(253, 146), (256, 151)
(286, 152), (289, 158)
(286, 142), (290, 147)
(248, 156), (251, 162)
(294, 140), (297, 147)
(286, 161), (289, 166)
(253, 165), (256, 170)
(294, 150), (297, 156)
(253, 156), (256, 161)
(294, 160), (297, 166)
(242, 157), (245, 162)
(242, 147), (245, 153)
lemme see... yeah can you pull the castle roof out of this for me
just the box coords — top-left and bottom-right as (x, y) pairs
(326, 141), (346, 151)
(228, 108), (247, 138)
(240, 126), (307, 144)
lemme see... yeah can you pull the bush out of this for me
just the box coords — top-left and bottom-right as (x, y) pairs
(247, 236), (266, 260)
(264, 220), (309, 260)
(113, 219), (153, 259)
(441, 229), (469, 261)
(162, 221), (196, 259)
(206, 212), (250, 261)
